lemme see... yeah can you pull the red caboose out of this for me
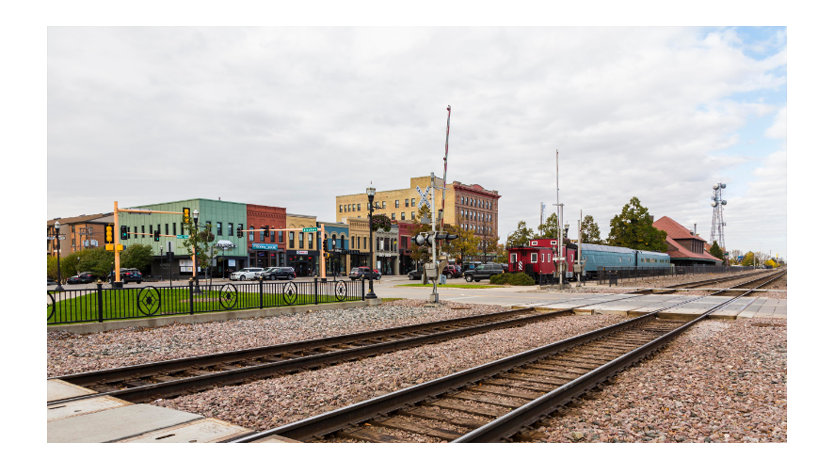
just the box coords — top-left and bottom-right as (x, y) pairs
(508, 239), (576, 284)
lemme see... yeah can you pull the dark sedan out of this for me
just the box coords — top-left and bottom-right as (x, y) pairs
(66, 272), (98, 284)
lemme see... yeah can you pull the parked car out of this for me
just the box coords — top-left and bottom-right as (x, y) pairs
(349, 266), (381, 280)
(442, 264), (462, 278)
(108, 268), (143, 284)
(464, 263), (505, 282)
(259, 266), (296, 280)
(407, 269), (422, 280)
(66, 272), (98, 284)
(230, 267), (265, 281)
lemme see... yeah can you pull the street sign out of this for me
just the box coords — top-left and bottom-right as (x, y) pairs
(176, 234), (188, 239)
(47, 236), (55, 240)
(57, 235), (66, 240)
(302, 227), (317, 233)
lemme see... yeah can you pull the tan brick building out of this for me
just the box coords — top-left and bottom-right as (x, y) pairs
(336, 175), (500, 239)
(336, 176), (501, 237)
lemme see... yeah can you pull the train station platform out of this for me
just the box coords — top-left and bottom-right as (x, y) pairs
(517, 293), (786, 320)
(47, 379), (252, 443)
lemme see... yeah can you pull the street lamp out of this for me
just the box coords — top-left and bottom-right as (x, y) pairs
(193, 209), (200, 293)
(366, 185), (377, 299)
(54, 220), (64, 292)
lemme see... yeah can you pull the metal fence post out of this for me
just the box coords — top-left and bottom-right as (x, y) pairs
(189, 279), (194, 315)
(314, 277), (319, 305)
(362, 278), (366, 300)
(96, 281), (104, 323)
(259, 277), (264, 309)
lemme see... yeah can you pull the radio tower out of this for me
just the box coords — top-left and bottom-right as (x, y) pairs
(710, 182), (727, 249)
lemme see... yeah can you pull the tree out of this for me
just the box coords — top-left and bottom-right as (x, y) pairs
(77, 247), (115, 279)
(740, 251), (756, 266)
(708, 241), (725, 263)
(579, 215), (602, 244)
(494, 242), (508, 264)
(122, 244), (153, 273)
(507, 221), (535, 247)
(607, 197), (667, 252)
(182, 219), (215, 281)
(537, 213), (560, 239)
(47, 254), (81, 280)
(445, 224), (480, 263)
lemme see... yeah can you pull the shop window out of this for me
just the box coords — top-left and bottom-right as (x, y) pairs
(289, 232), (295, 249)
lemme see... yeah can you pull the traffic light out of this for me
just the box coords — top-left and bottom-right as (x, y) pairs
(105, 224), (114, 244)
(153, 230), (160, 242)
(236, 226), (243, 238)
(182, 207), (191, 225)
(262, 226), (269, 239)
(120, 225), (129, 240)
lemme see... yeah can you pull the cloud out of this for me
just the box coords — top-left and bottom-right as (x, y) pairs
(47, 27), (787, 257)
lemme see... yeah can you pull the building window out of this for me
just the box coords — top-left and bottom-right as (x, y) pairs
(382, 201), (386, 209)
(299, 232), (304, 249)
(216, 222), (222, 236)
(134, 226), (137, 239)
(270, 229), (275, 243)
(395, 200), (399, 208)
(405, 199), (409, 207)
(228, 223), (233, 237)
(260, 227), (265, 242)
(340, 234), (345, 249)
(401, 212), (405, 220)
(308, 233), (313, 248)
(411, 198), (415, 207)
(351, 236), (355, 249)
(531, 253), (538, 263)
(249, 226), (255, 242)
(165, 223), (169, 235)
(278, 231), (284, 243)
(339, 205), (343, 213)
(411, 211), (415, 220)
(141, 225), (145, 238)
(364, 237), (367, 250)
(289, 231), (295, 249)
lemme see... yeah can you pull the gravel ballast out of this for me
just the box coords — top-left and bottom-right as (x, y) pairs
(46, 298), (787, 443)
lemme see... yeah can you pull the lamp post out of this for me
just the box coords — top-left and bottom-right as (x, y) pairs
(54, 220), (64, 292)
(193, 209), (200, 293)
(366, 185), (377, 299)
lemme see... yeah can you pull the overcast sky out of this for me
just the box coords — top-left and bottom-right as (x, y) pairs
(46, 26), (787, 258)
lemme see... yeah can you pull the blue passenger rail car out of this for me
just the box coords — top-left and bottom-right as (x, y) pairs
(579, 243), (670, 279)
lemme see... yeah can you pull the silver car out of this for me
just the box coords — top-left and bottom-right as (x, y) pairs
(230, 267), (264, 281)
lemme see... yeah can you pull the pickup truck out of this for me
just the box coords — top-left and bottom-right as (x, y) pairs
(463, 263), (505, 282)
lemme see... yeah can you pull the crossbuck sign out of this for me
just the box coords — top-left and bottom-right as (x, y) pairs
(415, 185), (430, 209)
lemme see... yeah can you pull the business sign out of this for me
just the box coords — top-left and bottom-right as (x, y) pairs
(252, 243), (279, 250)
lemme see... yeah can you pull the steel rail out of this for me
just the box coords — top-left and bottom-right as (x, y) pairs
(453, 271), (784, 442)
(49, 292), (650, 406)
(231, 271), (783, 443)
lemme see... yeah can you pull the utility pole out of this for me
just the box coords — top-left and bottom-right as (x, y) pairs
(577, 209), (583, 286)
(440, 105), (451, 233)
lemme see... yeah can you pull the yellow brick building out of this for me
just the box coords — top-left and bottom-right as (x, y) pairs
(335, 176), (500, 238)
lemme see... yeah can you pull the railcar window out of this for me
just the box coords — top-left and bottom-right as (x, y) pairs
(532, 253), (538, 263)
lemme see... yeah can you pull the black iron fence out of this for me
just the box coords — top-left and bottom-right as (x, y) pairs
(596, 265), (756, 285)
(47, 278), (366, 325)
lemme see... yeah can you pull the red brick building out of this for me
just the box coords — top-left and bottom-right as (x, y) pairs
(246, 204), (287, 268)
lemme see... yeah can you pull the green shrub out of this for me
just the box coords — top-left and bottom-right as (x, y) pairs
(490, 272), (534, 285)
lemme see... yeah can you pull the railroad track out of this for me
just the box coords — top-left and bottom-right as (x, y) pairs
(49, 297), (636, 405)
(231, 271), (782, 443)
(631, 269), (784, 294)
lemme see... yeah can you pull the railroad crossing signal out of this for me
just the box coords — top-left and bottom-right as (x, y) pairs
(104, 224), (115, 244)
(182, 207), (191, 225)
